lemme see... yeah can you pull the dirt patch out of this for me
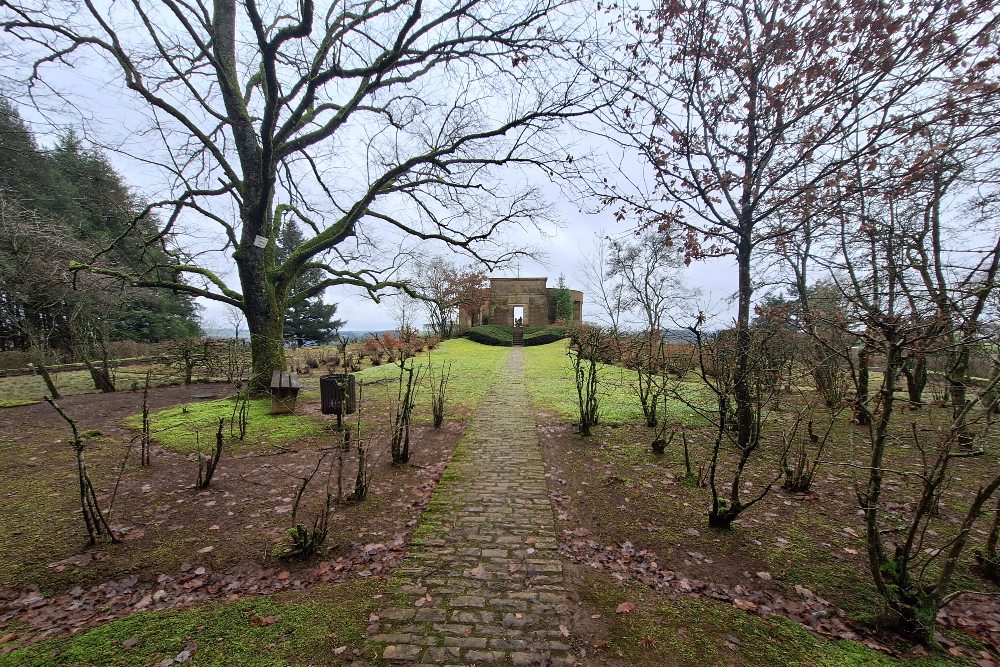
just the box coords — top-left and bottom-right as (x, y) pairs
(0, 383), (464, 650)
(537, 413), (1000, 662)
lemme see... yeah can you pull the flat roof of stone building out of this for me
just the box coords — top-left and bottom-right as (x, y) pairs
(489, 277), (548, 282)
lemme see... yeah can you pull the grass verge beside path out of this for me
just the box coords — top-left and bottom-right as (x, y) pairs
(523, 340), (704, 426)
(0, 579), (382, 667)
(129, 338), (507, 453)
(348, 338), (509, 424)
(0, 368), (178, 404)
(578, 570), (959, 667)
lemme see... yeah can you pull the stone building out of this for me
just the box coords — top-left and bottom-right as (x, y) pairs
(460, 277), (583, 328)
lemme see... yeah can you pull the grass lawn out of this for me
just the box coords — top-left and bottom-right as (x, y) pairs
(339, 338), (510, 425)
(126, 396), (327, 454)
(0, 367), (180, 404)
(523, 340), (705, 426)
(0, 579), (381, 666)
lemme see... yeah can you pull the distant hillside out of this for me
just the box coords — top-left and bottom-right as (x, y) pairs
(337, 330), (392, 340)
(663, 328), (697, 343)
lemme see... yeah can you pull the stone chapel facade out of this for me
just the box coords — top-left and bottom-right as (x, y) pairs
(460, 277), (583, 328)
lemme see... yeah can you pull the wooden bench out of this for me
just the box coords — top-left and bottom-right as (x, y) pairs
(269, 370), (300, 415)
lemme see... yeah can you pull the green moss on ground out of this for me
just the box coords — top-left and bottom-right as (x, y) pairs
(0, 579), (382, 667)
(0, 443), (81, 591)
(126, 397), (325, 453)
(579, 572), (960, 667)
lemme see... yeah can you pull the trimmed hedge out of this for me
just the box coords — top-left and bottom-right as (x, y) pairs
(523, 326), (568, 346)
(464, 325), (513, 346)
(464, 325), (568, 347)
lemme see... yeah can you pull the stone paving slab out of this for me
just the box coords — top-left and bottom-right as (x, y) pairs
(367, 348), (573, 666)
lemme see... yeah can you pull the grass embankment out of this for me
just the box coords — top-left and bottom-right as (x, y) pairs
(464, 325), (513, 345)
(0, 579), (382, 667)
(129, 339), (509, 452)
(464, 325), (568, 347)
(522, 340), (704, 426)
(523, 326), (568, 346)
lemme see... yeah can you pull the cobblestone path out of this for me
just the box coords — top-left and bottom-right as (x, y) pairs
(368, 347), (573, 666)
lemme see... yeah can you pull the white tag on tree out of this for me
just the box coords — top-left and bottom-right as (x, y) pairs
(252, 235), (268, 248)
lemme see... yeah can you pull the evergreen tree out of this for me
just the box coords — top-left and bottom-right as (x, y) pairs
(553, 274), (575, 322)
(50, 132), (202, 342)
(0, 98), (201, 354)
(275, 220), (344, 345)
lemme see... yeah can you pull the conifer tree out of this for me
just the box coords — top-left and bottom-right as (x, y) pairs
(553, 274), (574, 322)
(0, 98), (201, 355)
(275, 220), (344, 346)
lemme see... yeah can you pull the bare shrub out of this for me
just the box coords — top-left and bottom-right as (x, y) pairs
(196, 418), (224, 489)
(44, 397), (117, 544)
(428, 353), (452, 429)
(390, 359), (421, 463)
(569, 325), (602, 436)
(275, 451), (334, 560)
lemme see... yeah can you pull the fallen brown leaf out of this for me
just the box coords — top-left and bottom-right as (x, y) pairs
(250, 615), (281, 627)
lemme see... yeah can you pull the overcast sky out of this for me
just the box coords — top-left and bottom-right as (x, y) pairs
(322, 202), (740, 332)
(16, 92), (740, 333)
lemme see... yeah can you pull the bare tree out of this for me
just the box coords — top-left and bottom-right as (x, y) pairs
(223, 305), (245, 341)
(582, 0), (999, 455)
(411, 256), (489, 338)
(2, 0), (599, 390)
(606, 229), (694, 427)
(579, 235), (625, 334)
(392, 295), (421, 346)
(569, 324), (602, 436)
(681, 320), (789, 529)
(798, 123), (1000, 642)
(892, 120), (1000, 439)
(0, 188), (119, 371)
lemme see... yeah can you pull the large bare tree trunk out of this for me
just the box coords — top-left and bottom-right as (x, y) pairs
(948, 346), (971, 442)
(902, 353), (927, 406)
(239, 252), (287, 393)
(733, 234), (754, 452)
(214, 0), (287, 393)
